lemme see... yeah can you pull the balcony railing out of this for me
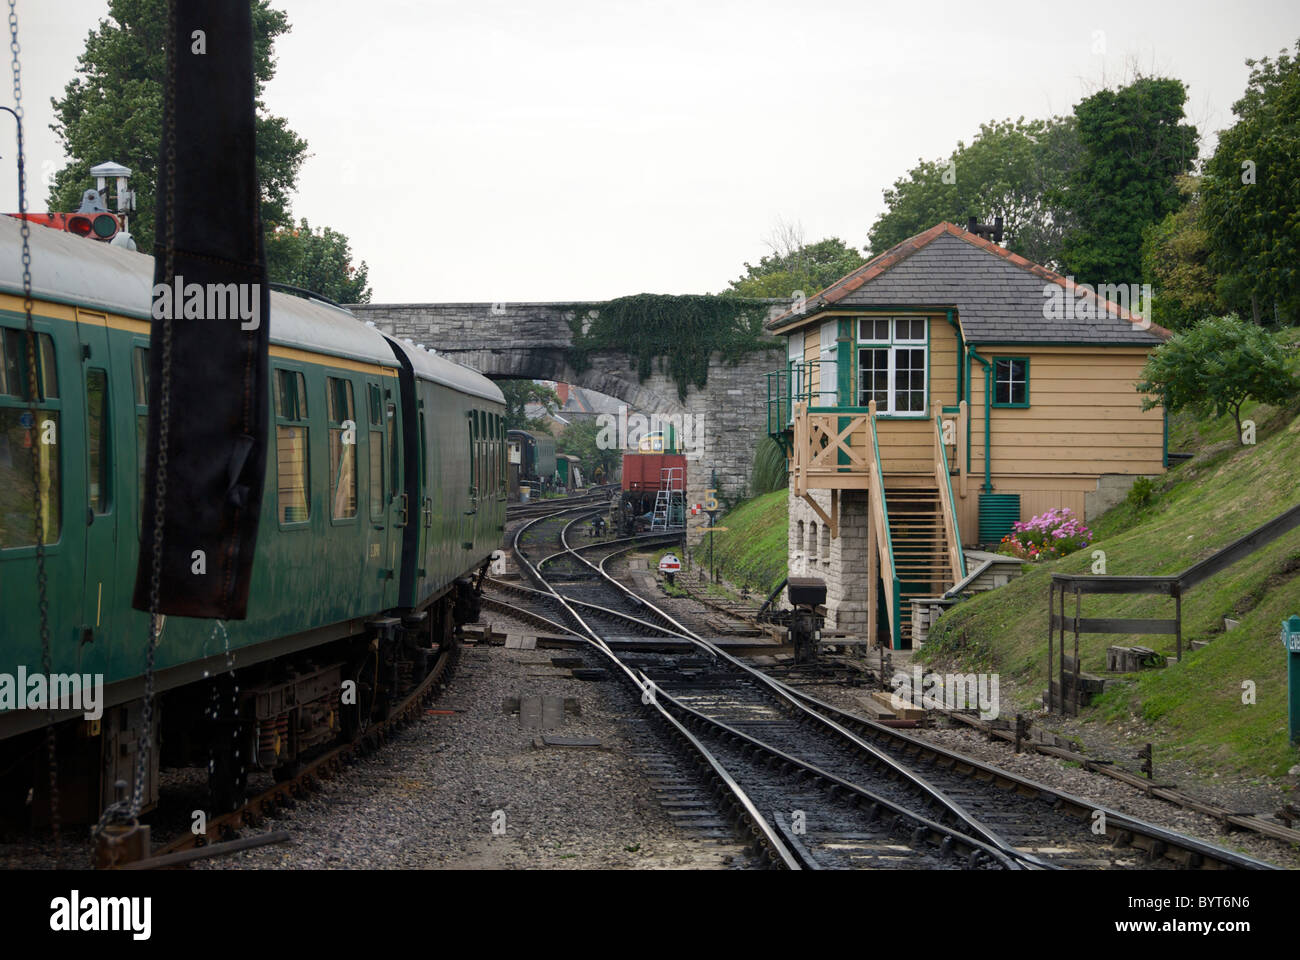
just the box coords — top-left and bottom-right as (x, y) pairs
(766, 360), (822, 441)
(789, 402), (872, 495)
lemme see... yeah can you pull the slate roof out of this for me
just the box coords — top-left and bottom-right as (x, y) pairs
(766, 222), (1170, 346)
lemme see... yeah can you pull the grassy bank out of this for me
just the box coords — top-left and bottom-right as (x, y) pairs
(691, 490), (788, 595)
(926, 402), (1300, 779)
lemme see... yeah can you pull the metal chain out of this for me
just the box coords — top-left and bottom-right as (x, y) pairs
(91, 0), (175, 846)
(9, 0), (60, 864)
(132, 0), (177, 822)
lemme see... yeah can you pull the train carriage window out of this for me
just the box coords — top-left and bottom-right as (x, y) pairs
(468, 410), (477, 494)
(0, 329), (62, 548)
(274, 368), (310, 525)
(86, 369), (110, 514)
(326, 377), (357, 520)
(132, 347), (149, 530)
(368, 383), (381, 427)
(418, 405), (426, 488)
(386, 397), (398, 498)
(368, 430), (384, 519)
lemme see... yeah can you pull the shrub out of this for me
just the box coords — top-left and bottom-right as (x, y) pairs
(999, 507), (1092, 561)
(1127, 476), (1155, 509)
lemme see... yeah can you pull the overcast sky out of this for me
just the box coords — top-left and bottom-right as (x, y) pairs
(8, 1), (1300, 302)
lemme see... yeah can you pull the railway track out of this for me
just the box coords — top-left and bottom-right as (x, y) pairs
(102, 632), (463, 869)
(505, 484), (618, 521)
(498, 505), (1279, 871)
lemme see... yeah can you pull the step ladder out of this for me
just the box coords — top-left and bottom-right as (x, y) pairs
(651, 467), (685, 530)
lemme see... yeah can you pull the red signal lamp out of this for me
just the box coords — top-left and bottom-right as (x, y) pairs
(5, 211), (120, 241)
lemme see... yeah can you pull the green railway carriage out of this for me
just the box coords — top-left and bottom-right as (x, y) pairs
(0, 216), (506, 820)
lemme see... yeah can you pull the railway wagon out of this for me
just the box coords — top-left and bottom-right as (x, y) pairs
(618, 446), (687, 532)
(555, 453), (582, 491)
(507, 428), (556, 488)
(0, 216), (507, 820)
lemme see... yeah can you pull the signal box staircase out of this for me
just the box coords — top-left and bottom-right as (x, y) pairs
(789, 400), (966, 649)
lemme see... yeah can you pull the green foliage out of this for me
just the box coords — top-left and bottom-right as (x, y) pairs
(499, 380), (560, 432)
(750, 435), (788, 495)
(568, 294), (776, 402)
(1055, 76), (1198, 285)
(1139, 176), (1226, 330)
(556, 417), (620, 481)
(919, 401), (1300, 781)
(48, 0), (307, 253)
(690, 490), (788, 594)
(1127, 476), (1156, 509)
(1200, 39), (1300, 325)
(265, 219), (372, 304)
(1136, 315), (1299, 443)
(725, 236), (865, 299)
(867, 117), (1078, 266)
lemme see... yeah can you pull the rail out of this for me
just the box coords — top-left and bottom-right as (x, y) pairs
(766, 360), (822, 440)
(1048, 501), (1300, 712)
(491, 514), (1278, 869)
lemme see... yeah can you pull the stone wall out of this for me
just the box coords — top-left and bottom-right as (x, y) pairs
(348, 301), (784, 506)
(787, 488), (871, 637)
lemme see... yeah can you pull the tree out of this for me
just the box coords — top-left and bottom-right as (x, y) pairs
(500, 380), (560, 432)
(1139, 176), (1225, 330)
(726, 221), (865, 298)
(1135, 315), (1298, 443)
(866, 117), (1078, 267)
(556, 417), (620, 483)
(48, 0), (307, 253)
(1055, 76), (1198, 285)
(1200, 39), (1300, 325)
(265, 219), (372, 303)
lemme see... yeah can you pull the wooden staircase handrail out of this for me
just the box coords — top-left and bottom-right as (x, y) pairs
(867, 401), (899, 643)
(933, 404), (966, 584)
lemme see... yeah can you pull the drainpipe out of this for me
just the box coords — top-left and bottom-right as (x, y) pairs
(967, 345), (993, 493)
(944, 309), (963, 400)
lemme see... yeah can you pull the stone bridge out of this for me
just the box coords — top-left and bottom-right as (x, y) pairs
(347, 301), (786, 504)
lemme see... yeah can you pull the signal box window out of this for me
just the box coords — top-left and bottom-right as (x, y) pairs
(274, 368), (310, 525)
(857, 317), (927, 415)
(0, 329), (62, 548)
(993, 358), (1030, 407)
(326, 377), (357, 520)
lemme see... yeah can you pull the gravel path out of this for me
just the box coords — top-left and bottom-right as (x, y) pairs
(202, 625), (747, 870)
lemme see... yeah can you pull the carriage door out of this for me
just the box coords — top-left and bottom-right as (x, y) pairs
(416, 398), (432, 595)
(365, 379), (395, 601)
(384, 384), (405, 592)
(75, 311), (117, 662)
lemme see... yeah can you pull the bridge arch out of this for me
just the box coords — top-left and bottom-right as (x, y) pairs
(348, 301), (784, 504)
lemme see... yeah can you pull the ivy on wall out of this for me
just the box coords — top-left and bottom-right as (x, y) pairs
(567, 294), (778, 401)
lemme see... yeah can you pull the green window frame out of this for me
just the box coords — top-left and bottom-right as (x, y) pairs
(274, 366), (311, 527)
(325, 376), (358, 522)
(0, 326), (62, 549)
(992, 357), (1030, 408)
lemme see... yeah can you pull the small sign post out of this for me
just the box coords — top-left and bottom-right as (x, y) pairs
(1282, 615), (1300, 745)
(658, 553), (681, 586)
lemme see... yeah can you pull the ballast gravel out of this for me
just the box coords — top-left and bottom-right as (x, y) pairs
(201, 624), (745, 870)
